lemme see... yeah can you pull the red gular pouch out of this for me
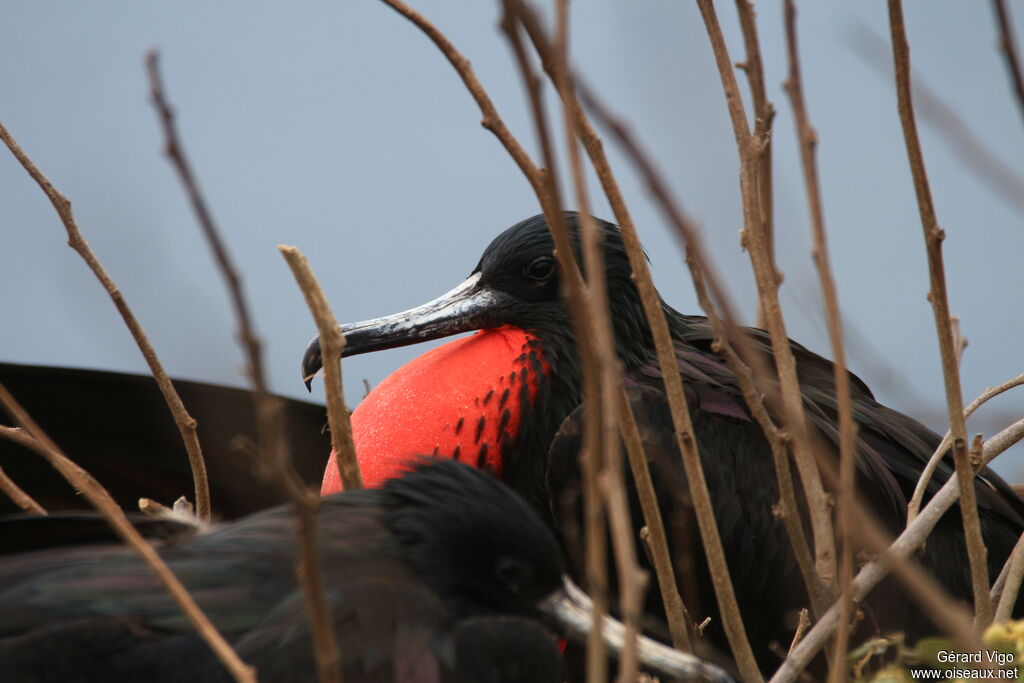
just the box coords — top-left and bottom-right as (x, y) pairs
(322, 326), (547, 493)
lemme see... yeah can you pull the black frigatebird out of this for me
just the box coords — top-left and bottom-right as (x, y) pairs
(0, 459), (565, 682)
(0, 457), (730, 682)
(302, 213), (1024, 671)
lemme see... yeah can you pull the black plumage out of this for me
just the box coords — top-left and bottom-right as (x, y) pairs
(303, 213), (1024, 673)
(0, 459), (564, 683)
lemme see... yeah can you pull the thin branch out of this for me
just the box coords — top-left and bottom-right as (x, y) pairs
(993, 531), (1024, 623)
(279, 246), (362, 492)
(617, 386), (694, 653)
(771, 415), (1024, 683)
(146, 52), (342, 683)
(887, 0), (991, 626)
(908, 372), (1024, 523)
(695, 0), (838, 593)
(992, 0), (1024, 126)
(0, 461), (46, 514)
(0, 389), (254, 682)
(0, 120), (211, 521)
(781, 0), (859, 675)
(733, 0), (776, 330)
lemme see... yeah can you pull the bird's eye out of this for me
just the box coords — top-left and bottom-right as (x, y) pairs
(525, 256), (555, 282)
(495, 556), (531, 595)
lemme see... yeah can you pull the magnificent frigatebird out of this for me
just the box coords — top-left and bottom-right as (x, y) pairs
(302, 213), (1024, 672)
(0, 459), (565, 682)
(0, 457), (731, 682)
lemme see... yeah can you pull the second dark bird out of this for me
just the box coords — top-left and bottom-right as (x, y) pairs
(0, 459), (565, 683)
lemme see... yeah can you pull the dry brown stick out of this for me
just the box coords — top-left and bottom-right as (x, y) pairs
(992, 0), (1024, 126)
(887, 0), (992, 627)
(993, 531), (1024, 622)
(279, 246), (361, 678)
(908, 372), (1024, 523)
(848, 25), (1024, 218)
(616, 387), (694, 653)
(513, 6), (764, 679)
(781, 1), (859, 677)
(0, 390), (255, 682)
(0, 462), (46, 514)
(0, 121), (211, 521)
(279, 246), (362, 492)
(771, 416), (1024, 683)
(733, 0), (776, 331)
(695, 0), (837, 593)
(146, 53), (342, 682)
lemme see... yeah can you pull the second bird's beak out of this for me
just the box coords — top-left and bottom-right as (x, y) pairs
(539, 576), (735, 683)
(301, 272), (515, 390)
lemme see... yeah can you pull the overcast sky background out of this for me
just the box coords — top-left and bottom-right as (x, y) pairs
(3, 2), (1023, 477)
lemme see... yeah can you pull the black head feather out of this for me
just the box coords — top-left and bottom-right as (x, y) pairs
(383, 458), (564, 617)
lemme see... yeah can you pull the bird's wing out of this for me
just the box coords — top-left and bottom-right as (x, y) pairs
(0, 494), (395, 638)
(673, 317), (1024, 526)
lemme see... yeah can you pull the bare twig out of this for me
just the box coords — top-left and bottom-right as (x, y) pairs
(787, 609), (811, 658)
(0, 389), (254, 682)
(0, 461), (46, 514)
(0, 120), (211, 521)
(887, 0), (991, 626)
(908, 372), (1024, 523)
(781, 1), (859, 675)
(992, 0), (1024, 126)
(993, 531), (1024, 623)
(695, 0), (838, 594)
(733, 0), (776, 330)
(618, 386), (694, 653)
(146, 52), (342, 682)
(279, 246), (362, 492)
(771, 415), (1024, 683)
(138, 497), (172, 517)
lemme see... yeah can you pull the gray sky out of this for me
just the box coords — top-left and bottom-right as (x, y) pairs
(3, 2), (1023, 477)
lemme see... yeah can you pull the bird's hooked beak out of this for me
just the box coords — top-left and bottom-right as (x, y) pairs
(539, 576), (735, 683)
(301, 273), (516, 390)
